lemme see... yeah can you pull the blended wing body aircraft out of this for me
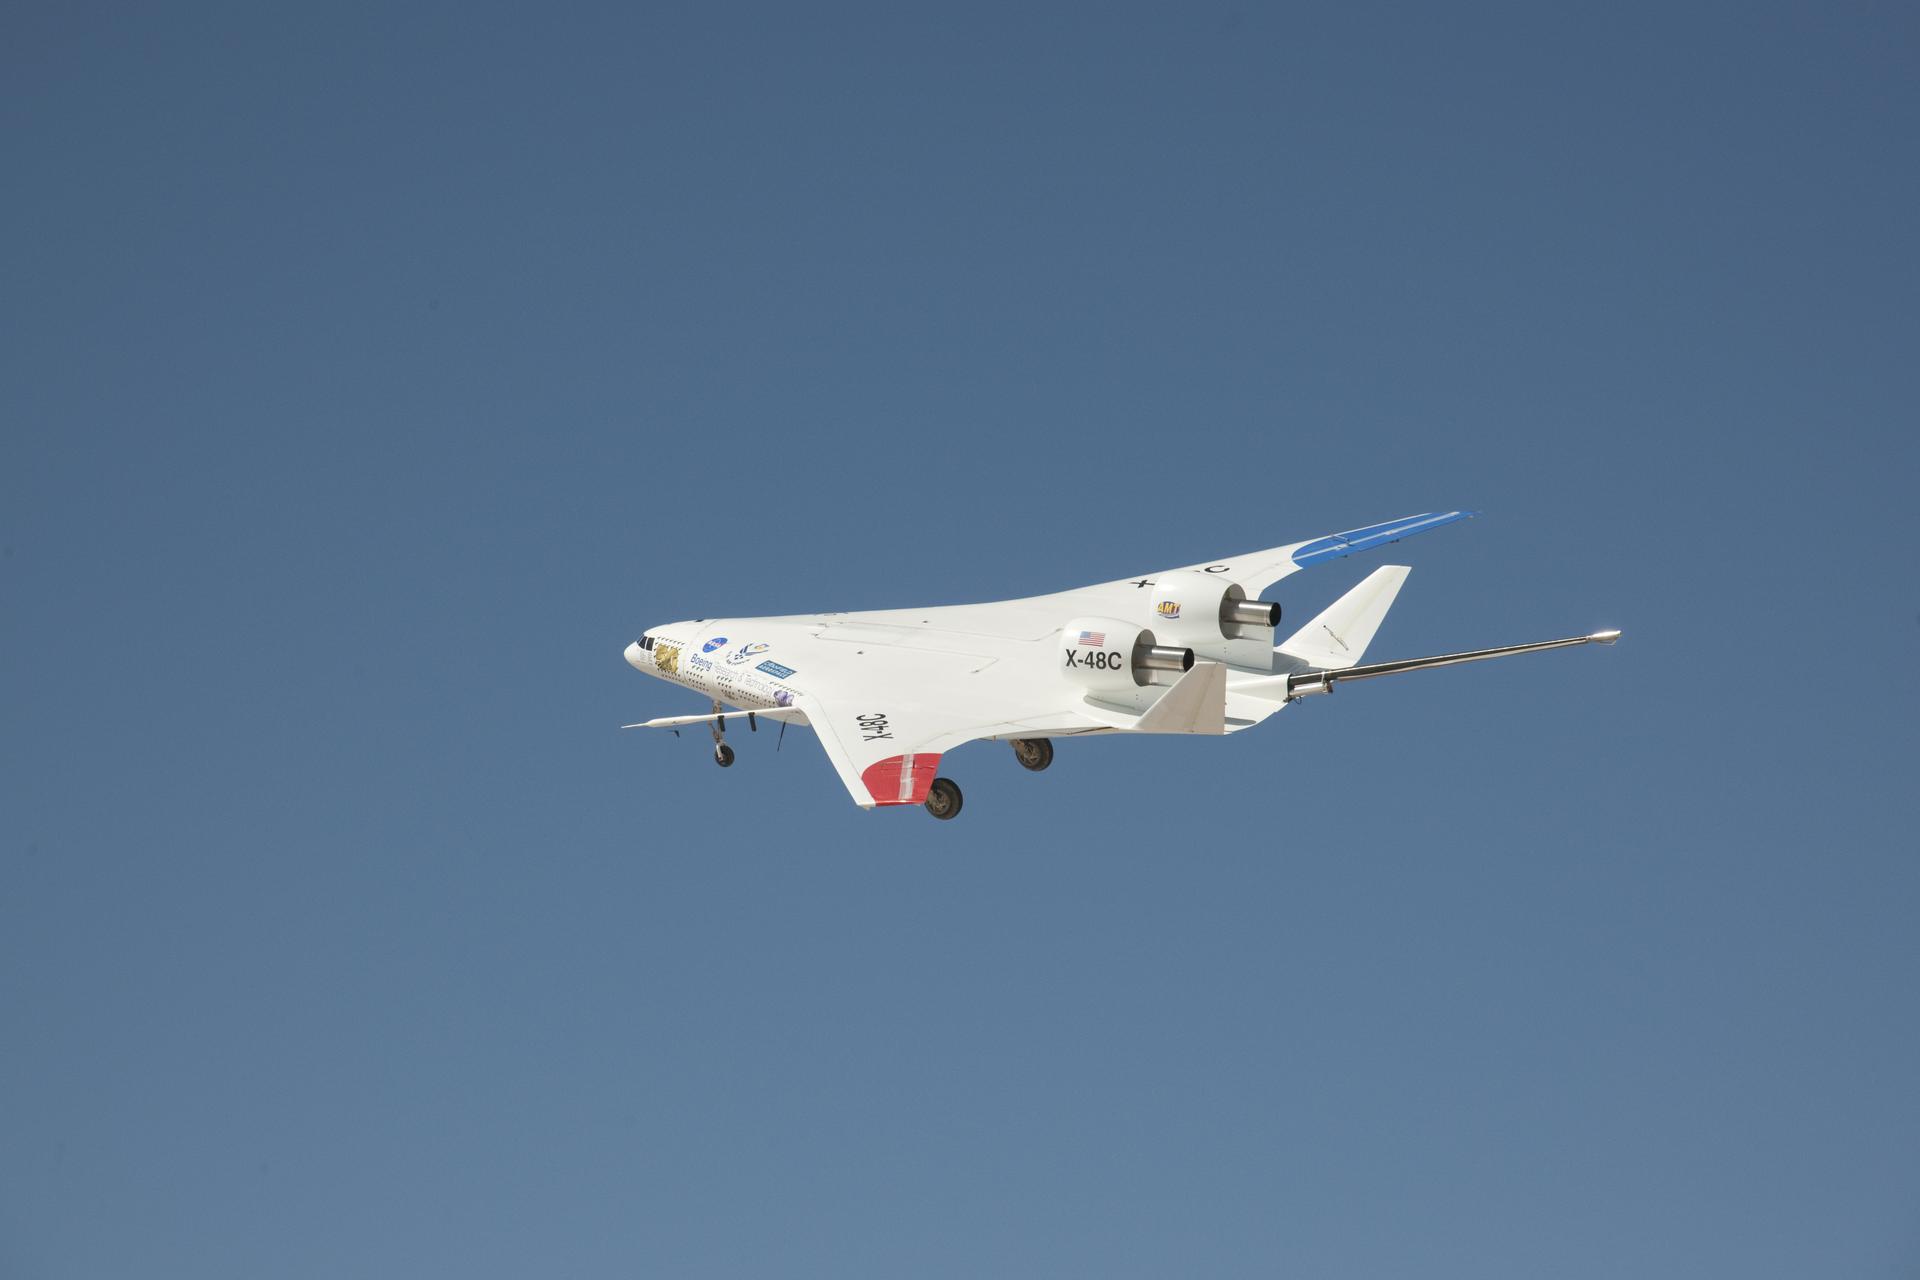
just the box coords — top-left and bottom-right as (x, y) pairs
(622, 512), (1618, 819)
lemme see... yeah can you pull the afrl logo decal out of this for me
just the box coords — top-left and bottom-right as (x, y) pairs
(727, 642), (771, 665)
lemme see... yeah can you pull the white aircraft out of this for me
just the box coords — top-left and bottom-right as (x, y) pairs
(622, 511), (1618, 819)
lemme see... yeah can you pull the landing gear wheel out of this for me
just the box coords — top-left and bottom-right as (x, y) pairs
(924, 777), (963, 820)
(714, 743), (735, 768)
(1011, 738), (1053, 772)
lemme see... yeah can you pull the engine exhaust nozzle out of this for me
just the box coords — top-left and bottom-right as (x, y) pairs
(1221, 598), (1281, 629)
(1135, 644), (1195, 674)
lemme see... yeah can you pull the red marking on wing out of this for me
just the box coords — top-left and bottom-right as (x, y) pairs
(860, 754), (942, 806)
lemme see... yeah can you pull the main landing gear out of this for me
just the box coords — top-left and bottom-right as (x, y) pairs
(924, 777), (963, 821)
(1011, 737), (1053, 772)
(914, 737), (1049, 820)
(694, 714), (1035, 819)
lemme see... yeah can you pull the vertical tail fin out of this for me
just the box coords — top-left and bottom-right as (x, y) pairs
(1276, 566), (1409, 671)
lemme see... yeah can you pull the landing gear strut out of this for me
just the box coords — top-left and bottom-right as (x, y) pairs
(1011, 737), (1053, 772)
(710, 701), (734, 767)
(924, 777), (963, 820)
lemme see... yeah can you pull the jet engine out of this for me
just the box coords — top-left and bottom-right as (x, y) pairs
(1057, 617), (1192, 699)
(1147, 570), (1282, 665)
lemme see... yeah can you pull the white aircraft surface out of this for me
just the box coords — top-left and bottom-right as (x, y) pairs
(622, 511), (1619, 819)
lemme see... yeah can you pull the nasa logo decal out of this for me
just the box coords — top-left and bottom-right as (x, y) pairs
(702, 637), (729, 653)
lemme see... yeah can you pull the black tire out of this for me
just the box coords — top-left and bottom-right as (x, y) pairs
(714, 743), (735, 768)
(924, 776), (963, 820)
(1011, 737), (1053, 772)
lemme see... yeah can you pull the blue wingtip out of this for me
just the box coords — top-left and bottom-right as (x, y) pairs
(1290, 510), (1475, 568)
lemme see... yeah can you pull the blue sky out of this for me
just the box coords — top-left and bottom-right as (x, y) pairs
(4, 3), (1917, 1276)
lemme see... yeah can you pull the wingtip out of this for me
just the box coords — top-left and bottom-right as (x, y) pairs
(1590, 629), (1622, 645)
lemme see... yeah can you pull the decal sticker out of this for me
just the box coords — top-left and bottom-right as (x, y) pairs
(1076, 630), (1106, 647)
(654, 643), (681, 676)
(1065, 649), (1125, 671)
(774, 689), (795, 708)
(856, 712), (893, 742)
(1155, 601), (1181, 620)
(756, 660), (796, 679)
(1204, 565), (1230, 574)
(688, 654), (713, 672)
(1130, 578), (1155, 589)
(702, 637), (728, 653)
(726, 641), (771, 665)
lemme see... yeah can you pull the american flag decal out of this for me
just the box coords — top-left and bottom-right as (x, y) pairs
(1077, 630), (1105, 647)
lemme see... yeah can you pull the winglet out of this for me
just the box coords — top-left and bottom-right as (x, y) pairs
(1132, 662), (1228, 734)
(1276, 565), (1410, 671)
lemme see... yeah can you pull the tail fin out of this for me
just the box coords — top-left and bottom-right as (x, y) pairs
(1132, 661), (1227, 734)
(1276, 565), (1409, 672)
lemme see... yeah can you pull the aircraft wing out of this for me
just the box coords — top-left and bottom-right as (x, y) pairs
(800, 689), (1002, 810)
(789, 646), (1108, 809)
(1107, 510), (1474, 598)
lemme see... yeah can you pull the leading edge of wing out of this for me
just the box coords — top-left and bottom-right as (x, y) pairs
(1141, 509), (1475, 597)
(1098, 506), (1466, 602)
(1285, 510), (1476, 568)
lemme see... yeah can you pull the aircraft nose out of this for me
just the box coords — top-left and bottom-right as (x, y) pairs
(624, 640), (647, 670)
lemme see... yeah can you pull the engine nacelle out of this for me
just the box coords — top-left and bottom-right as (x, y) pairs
(1147, 570), (1282, 664)
(1058, 617), (1192, 698)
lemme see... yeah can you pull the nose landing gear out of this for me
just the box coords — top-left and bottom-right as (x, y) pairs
(1011, 737), (1053, 772)
(709, 701), (735, 767)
